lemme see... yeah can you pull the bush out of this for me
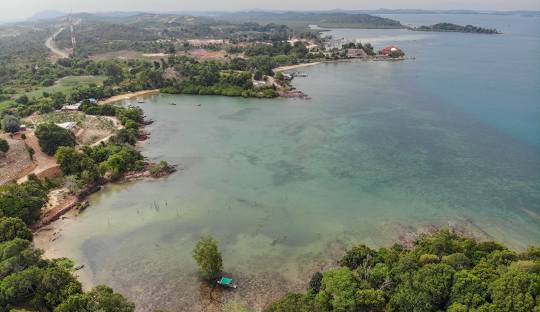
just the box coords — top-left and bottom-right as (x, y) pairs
(148, 161), (173, 177)
(0, 180), (49, 225)
(339, 244), (377, 270)
(357, 289), (385, 310)
(2, 115), (20, 133)
(450, 270), (488, 309)
(419, 254), (440, 265)
(111, 128), (138, 145)
(192, 235), (223, 281)
(0, 138), (9, 153)
(0, 217), (33, 242)
(442, 253), (471, 269)
(35, 123), (76, 156)
(308, 271), (323, 294)
(27, 146), (35, 160)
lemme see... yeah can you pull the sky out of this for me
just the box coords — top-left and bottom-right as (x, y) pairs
(1, 0), (539, 21)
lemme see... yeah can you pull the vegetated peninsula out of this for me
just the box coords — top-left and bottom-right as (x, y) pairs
(216, 11), (405, 29)
(412, 22), (501, 34)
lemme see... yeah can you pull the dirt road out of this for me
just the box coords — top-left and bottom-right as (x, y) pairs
(45, 27), (69, 59)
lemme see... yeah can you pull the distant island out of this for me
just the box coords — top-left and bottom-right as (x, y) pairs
(216, 11), (405, 29)
(412, 23), (501, 34)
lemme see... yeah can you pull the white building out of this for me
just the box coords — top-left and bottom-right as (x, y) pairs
(56, 122), (77, 130)
(61, 102), (81, 111)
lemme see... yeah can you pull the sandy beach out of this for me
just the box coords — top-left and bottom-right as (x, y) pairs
(99, 89), (160, 105)
(273, 62), (321, 72)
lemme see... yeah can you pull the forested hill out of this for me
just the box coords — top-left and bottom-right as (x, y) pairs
(412, 23), (500, 34)
(216, 11), (405, 29)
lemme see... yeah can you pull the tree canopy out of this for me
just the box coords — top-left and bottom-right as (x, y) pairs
(266, 230), (540, 312)
(2, 115), (20, 134)
(35, 123), (76, 156)
(0, 216), (135, 311)
(192, 235), (223, 281)
(0, 178), (49, 225)
(0, 139), (8, 154)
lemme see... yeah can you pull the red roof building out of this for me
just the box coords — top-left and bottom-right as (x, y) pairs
(379, 45), (402, 55)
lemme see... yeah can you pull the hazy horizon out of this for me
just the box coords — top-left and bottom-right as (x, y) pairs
(1, 0), (540, 21)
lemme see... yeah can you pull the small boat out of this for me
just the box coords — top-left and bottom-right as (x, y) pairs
(217, 277), (237, 289)
(136, 98), (145, 103)
(169, 103), (177, 106)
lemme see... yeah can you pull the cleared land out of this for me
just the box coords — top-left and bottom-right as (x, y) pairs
(24, 111), (120, 146)
(99, 89), (160, 105)
(24, 75), (107, 98)
(0, 134), (34, 185)
(0, 76), (107, 114)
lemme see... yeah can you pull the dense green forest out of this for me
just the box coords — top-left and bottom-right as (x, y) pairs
(413, 23), (500, 34)
(266, 230), (540, 312)
(0, 26), (52, 62)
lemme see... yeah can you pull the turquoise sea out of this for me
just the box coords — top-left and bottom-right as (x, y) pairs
(35, 14), (540, 311)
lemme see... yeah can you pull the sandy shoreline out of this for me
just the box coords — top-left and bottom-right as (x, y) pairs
(273, 62), (321, 72)
(99, 89), (160, 105)
(273, 57), (408, 73)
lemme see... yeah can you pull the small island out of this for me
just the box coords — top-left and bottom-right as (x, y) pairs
(412, 23), (501, 34)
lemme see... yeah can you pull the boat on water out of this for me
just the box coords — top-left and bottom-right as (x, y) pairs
(136, 98), (145, 103)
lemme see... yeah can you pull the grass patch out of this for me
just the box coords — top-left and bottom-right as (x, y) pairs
(24, 75), (107, 98)
(0, 100), (14, 112)
(26, 111), (86, 127)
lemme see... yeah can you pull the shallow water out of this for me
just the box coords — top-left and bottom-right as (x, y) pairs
(36, 14), (540, 311)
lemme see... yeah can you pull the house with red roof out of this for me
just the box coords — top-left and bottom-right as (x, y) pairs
(379, 45), (403, 55)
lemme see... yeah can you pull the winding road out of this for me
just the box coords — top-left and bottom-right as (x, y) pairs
(45, 27), (69, 59)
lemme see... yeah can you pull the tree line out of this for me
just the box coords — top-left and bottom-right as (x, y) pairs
(265, 230), (540, 312)
(0, 214), (135, 311)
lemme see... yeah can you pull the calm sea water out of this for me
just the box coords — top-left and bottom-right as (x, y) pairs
(37, 14), (540, 311)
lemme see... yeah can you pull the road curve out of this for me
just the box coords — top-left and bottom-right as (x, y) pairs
(45, 27), (69, 59)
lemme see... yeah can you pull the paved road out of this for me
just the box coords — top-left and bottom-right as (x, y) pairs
(45, 27), (69, 59)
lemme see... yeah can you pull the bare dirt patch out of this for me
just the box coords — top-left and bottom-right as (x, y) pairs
(24, 111), (120, 146)
(0, 133), (34, 185)
(99, 90), (160, 105)
(17, 130), (59, 183)
(90, 50), (170, 61)
(187, 49), (228, 59)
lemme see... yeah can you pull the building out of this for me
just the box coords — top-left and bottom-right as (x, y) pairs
(379, 45), (403, 55)
(61, 102), (81, 111)
(346, 48), (367, 58)
(56, 122), (77, 131)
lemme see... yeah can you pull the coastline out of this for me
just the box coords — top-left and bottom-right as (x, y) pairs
(273, 62), (321, 72)
(33, 163), (176, 231)
(33, 56), (410, 228)
(273, 56), (407, 73)
(99, 89), (160, 105)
